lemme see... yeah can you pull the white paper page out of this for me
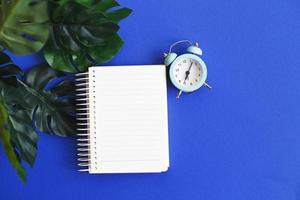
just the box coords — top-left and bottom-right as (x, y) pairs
(88, 65), (169, 173)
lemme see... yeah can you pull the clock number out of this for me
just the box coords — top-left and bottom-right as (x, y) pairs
(175, 68), (179, 72)
(183, 60), (187, 63)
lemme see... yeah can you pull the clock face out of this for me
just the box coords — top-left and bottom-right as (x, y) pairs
(173, 57), (202, 86)
(169, 54), (207, 92)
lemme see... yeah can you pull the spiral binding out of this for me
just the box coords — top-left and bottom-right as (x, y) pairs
(76, 72), (91, 172)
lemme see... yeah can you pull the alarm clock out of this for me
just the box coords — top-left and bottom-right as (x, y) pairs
(164, 40), (211, 98)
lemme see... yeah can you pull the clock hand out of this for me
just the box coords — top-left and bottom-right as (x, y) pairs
(187, 62), (193, 72)
(184, 62), (193, 83)
(178, 62), (194, 99)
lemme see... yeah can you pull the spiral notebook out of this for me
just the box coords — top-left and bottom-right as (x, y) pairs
(76, 65), (169, 173)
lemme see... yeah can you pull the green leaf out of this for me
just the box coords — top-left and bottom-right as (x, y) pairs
(0, 52), (38, 183)
(87, 34), (123, 63)
(0, 52), (75, 183)
(53, 0), (112, 8)
(0, 0), (49, 54)
(0, 52), (37, 167)
(0, 101), (27, 183)
(76, 0), (132, 23)
(2, 64), (76, 137)
(105, 8), (132, 23)
(0, 86), (38, 179)
(4, 103), (38, 167)
(44, 0), (132, 72)
(92, 0), (119, 11)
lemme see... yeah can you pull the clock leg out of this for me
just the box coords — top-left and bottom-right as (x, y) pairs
(204, 82), (212, 90)
(176, 90), (183, 99)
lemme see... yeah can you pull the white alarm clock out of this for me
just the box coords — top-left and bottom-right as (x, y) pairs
(164, 40), (211, 98)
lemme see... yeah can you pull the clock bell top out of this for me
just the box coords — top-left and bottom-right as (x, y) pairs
(163, 41), (203, 66)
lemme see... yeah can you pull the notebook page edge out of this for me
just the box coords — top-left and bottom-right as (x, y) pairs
(88, 65), (169, 174)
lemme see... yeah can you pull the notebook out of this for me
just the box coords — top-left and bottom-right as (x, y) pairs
(76, 65), (169, 173)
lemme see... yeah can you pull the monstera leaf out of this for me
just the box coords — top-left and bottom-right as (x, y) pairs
(44, 0), (132, 72)
(0, 52), (37, 182)
(2, 65), (76, 137)
(0, 0), (49, 54)
(0, 52), (76, 182)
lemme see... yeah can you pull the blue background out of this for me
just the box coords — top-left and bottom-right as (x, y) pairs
(1, 0), (300, 199)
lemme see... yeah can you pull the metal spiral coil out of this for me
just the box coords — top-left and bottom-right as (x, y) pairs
(75, 72), (91, 172)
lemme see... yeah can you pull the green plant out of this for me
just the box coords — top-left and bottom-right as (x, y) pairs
(0, 0), (131, 182)
(0, 0), (132, 72)
(0, 52), (77, 182)
(45, 0), (131, 72)
(3, 64), (76, 137)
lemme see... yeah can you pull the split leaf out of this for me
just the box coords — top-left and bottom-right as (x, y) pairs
(2, 64), (76, 137)
(44, 0), (132, 72)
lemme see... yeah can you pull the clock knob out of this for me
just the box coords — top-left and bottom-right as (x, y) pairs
(164, 52), (177, 66)
(187, 42), (202, 56)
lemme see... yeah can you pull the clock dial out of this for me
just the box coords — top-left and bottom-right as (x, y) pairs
(173, 57), (202, 86)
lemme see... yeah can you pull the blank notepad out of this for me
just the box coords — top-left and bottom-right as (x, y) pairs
(76, 65), (169, 173)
